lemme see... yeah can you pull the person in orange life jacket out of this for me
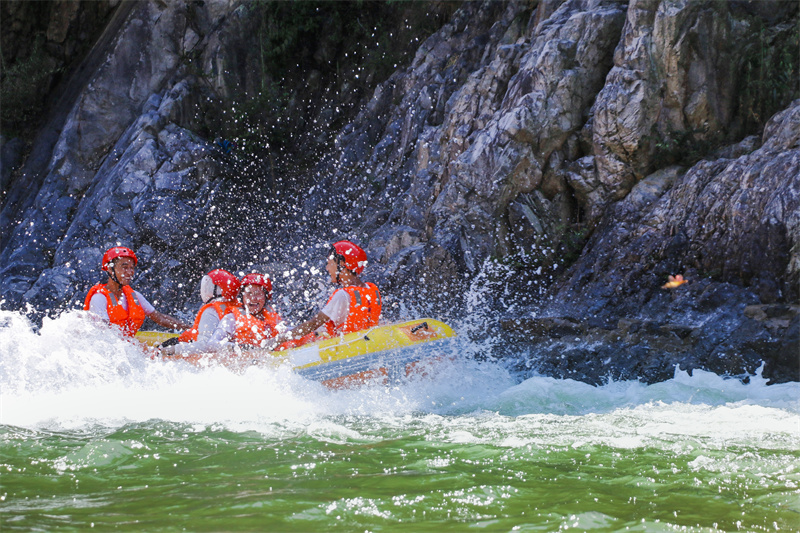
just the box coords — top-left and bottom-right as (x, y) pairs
(196, 273), (284, 351)
(84, 246), (191, 337)
(178, 269), (241, 343)
(272, 240), (381, 347)
(159, 269), (242, 354)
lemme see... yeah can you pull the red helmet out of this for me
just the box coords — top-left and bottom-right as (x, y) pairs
(102, 246), (137, 271)
(200, 269), (241, 302)
(240, 273), (272, 300)
(330, 240), (368, 274)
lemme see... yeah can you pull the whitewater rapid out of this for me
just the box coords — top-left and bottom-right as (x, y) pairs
(1, 309), (797, 446)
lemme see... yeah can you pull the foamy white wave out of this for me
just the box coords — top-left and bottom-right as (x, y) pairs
(486, 367), (800, 416)
(1, 308), (798, 453)
(365, 399), (800, 454)
(0, 309), (156, 395)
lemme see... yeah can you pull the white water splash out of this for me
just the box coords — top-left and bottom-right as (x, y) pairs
(1, 308), (798, 453)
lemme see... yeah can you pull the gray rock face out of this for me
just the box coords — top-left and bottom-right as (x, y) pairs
(553, 99), (800, 315)
(591, 0), (742, 207)
(514, 98), (800, 384)
(0, 1), (236, 316)
(16, 81), (230, 316)
(427, 0), (626, 263)
(1, 0), (797, 383)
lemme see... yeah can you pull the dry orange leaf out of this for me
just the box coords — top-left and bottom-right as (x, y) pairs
(662, 274), (687, 289)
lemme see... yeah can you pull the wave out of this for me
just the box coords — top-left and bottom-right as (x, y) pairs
(1, 309), (798, 446)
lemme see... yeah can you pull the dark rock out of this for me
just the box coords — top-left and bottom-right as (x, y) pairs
(501, 317), (584, 338)
(0, 137), (25, 200)
(0, 0), (797, 386)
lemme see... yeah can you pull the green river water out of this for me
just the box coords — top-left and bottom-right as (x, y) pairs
(1, 310), (798, 532)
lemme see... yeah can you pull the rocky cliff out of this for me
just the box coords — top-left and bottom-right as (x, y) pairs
(1, 0), (797, 384)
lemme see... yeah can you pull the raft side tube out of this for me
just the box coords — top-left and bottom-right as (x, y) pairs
(143, 318), (457, 386)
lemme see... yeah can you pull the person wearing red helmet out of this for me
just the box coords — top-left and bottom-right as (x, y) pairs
(174, 269), (242, 344)
(84, 246), (191, 337)
(224, 273), (283, 348)
(166, 273), (284, 354)
(273, 240), (381, 347)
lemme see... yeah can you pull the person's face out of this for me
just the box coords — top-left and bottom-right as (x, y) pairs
(111, 257), (136, 285)
(326, 256), (339, 283)
(242, 284), (266, 314)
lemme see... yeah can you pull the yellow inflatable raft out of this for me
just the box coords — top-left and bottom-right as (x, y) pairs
(137, 318), (457, 388)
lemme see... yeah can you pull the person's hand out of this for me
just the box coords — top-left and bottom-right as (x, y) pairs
(158, 344), (176, 356)
(142, 344), (160, 360)
(260, 337), (278, 352)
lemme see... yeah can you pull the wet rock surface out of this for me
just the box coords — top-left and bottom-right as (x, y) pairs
(1, 0), (797, 383)
(500, 285), (799, 385)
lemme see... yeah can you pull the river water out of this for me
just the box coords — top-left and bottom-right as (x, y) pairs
(1, 309), (798, 532)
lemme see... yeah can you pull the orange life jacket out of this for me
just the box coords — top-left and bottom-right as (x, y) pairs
(84, 283), (147, 337)
(178, 300), (239, 343)
(230, 306), (282, 347)
(324, 282), (381, 336)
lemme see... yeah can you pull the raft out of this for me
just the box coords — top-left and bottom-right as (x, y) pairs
(136, 318), (457, 388)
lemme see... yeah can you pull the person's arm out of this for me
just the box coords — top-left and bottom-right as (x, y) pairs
(281, 290), (348, 341)
(133, 290), (191, 330)
(163, 314), (235, 355)
(149, 310), (192, 331)
(281, 311), (331, 343)
(271, 290), (347, 347)
(87, 293), (110, 321)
